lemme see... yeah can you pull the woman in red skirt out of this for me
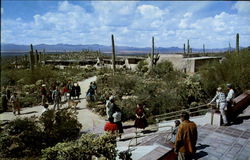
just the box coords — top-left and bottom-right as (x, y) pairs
(134, 104), (148, 129)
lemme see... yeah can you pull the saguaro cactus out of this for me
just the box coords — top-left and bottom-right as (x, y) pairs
(236, 33), (239, 54)
(39, 52), (42, 64)
(29, 44), (34, 71)
(187, 39), (190, 55)
(203, 44), (205, 54)
(229, 42), (231, 54)
(151, 36), (155, 70)
(183, 43), (186, 54)
(34, 50), (38, 65)
(43, 49), (46, 62)
(149, 36), (160, 71)
(111, 34), (116, 72)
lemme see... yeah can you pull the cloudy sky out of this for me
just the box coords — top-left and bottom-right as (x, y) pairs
(1, 1), (250, 48)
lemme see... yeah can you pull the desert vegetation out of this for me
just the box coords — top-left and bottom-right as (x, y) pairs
(1, 42), (250, 159)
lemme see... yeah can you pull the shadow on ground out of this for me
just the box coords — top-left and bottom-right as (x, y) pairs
(231, 115), (250, 125)
(21, 111), (38, 115)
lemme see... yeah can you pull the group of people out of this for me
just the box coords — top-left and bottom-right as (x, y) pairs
(171, 84), (236, 160)
(208, 84), (235, 126)
(104, 95), (148, 138)
(2, 90), (21, 115)
(41, 81), (81, 110)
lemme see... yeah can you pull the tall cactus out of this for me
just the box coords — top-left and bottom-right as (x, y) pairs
(43, 49), (45, 62)
(151, 36), (155, 70)
(29, 44), (34, 71)
(203, 44), (205, 55)
(34, 50), (38, 65)
(111, 34), (116, 72)
(187, 39), (190, 54)
(236, 33), (239, 54)
(39, 52), (42, 64)
(183, 43), (186, 54)
(229, 42), (231, 54)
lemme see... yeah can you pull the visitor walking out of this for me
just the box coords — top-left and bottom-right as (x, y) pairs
(10, 92), (20, 115)
(134, 103), (148, 130)
(52, 87), (61, 110)
(41, 84), (47, 106)
(175, 111), (197, 160)
(86, 84), (95, 102)
(75, 83), (81, 100)
(1, 91), (8, 112)
(70, 83), (77, 100)
(104, 117), (118, 133)
(208, 87), (228, 125)
(112, 105), (123, 137)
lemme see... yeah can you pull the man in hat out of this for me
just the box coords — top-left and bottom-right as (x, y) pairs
(209, 87), (228, 125)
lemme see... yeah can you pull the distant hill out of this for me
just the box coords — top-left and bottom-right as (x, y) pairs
(1, 43), (232, 56)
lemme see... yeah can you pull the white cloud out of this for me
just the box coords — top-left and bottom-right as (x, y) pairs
(137, 5), (165, 19)
(233, 2), (250, 14)
(178, 12), (193, 29)
(1, 1), (250, 48)
(184, 12), (192, 18)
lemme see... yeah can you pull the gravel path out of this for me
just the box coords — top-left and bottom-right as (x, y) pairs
(0, 76), (106, 134)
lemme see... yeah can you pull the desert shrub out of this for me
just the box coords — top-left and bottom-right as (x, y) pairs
(151, 60), (174, 78)
(19, 93), (39, 107)
(120, 98), (137, 121)
(176, 76), (207, 108)
(40, 109), (82, 147)
(199, 50), (250, 96)
(0, 117), (44, 158)
(0, 109), (83, 159)
(41, 133), (117, 160)
(97, 73), (139, 98)
(136, 60), (148, 73)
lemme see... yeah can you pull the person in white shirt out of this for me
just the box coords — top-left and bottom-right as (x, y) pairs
(209, 87), (228, 125)
(226, 84), (235, 107)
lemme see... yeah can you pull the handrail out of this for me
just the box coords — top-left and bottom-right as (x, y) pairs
(128, 125), (173, 150)
(126, 104), (215, 151)
(154, 104), (213, 122)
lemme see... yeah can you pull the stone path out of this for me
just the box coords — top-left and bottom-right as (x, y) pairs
(196, 107), (250, 160)
(0, 76), (106, 134)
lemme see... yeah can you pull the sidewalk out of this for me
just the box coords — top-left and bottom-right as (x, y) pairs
(0, 76), (106, 134)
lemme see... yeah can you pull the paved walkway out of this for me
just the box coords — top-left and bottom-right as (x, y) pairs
(196, 106), (250, 160)
(0, 76), (106, 134)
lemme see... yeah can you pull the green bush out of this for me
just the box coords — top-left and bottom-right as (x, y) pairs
(41, 133), (117, 160)
(151, 60), (174, 78)
(199, 50), (250, 96)
(176, 76), (207, 108)
(40, 109), (82, 146)
(136, 60), (148, 73)
(0, 117), (44, 158)
(0, 109), (82, 159)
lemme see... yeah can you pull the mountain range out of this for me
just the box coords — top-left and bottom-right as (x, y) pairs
(1, 43), (232, 55)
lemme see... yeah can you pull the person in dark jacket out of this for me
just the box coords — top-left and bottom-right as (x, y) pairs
(75, 83), (81, 100)
(86, 85), (95, 102)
